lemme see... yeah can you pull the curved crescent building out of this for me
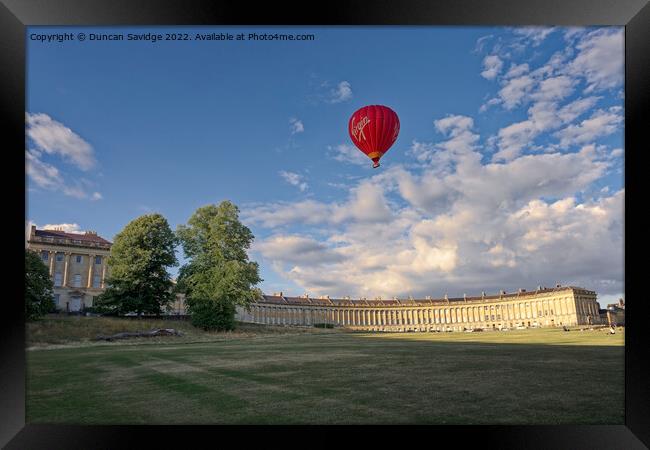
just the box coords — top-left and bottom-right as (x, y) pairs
(236, 286), (601, 331)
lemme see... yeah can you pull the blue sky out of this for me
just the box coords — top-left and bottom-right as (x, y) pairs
(26, 26), (624, 305)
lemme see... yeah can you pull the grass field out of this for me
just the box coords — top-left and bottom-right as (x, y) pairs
(26, 317), (624, 425)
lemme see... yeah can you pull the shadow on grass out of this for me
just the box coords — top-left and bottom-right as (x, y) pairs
(26, 330), (624, 425)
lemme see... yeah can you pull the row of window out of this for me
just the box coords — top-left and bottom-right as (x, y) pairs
(41, 252), (102, 265)
(53, 272), (102, 288)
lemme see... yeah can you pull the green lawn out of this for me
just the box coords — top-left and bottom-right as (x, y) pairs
(26, 318), (624, 425)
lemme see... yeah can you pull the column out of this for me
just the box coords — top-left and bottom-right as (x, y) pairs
(63, 252), (71, 287)
(101, 262), (107, 288)
(87, 254), (96, 288)
(48, 251), (55, 276)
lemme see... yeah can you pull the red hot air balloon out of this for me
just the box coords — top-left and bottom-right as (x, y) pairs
(348, 105), (400, 168)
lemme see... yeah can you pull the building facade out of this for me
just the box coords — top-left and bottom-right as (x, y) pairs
(26, 226), (112, 312)
(604, 299), (625, 326)
(236, 286), (601, 331)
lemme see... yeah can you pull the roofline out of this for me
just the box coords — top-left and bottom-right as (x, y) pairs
(257, 286), (595, 306)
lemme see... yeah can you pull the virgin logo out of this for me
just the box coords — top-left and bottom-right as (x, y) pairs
(351, 116), (370, 141)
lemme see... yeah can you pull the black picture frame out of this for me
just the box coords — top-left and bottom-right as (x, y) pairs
(3, 0), (648, 447)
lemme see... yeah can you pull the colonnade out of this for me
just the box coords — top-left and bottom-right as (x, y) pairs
(236, 294), (600, 330)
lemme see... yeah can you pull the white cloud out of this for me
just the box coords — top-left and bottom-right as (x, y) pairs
(253, 28), (623, 299)
(497, 75), (535, 109)
(531, 75), (575, 102)
(512, 27), (556, 47)
(610, 148), (623, 159)
(279, 171), (308, 192)
(26, 113), (96, 170)
(43, 223), (82, 233)
(481, 55), (503, 80)
(289, 117), (304, 135)
(328, 143), (369, 166)
(26, 150), (62, 190)
(244, 180), (392, 228)
(328, 81), (353, 103)
(254, 235), (344, 266)
(26, 150), (103, 200)
(503, 63), (529, 79)
(567, 28), (624, 93)
(493, 120), (536, 162)
(556, 96), (601, 124)
(554, 108), (623, 148)
(247, 109), (620, 299)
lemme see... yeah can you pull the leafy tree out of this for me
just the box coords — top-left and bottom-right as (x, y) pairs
(177, 201), (262, 330)
(25, 250), (55, 320)
(95, 214), (178, 316)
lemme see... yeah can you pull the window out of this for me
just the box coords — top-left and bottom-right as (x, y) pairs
(54, 272), (63, 287)
(485, 315), (489, 321)
(95, 255), (102, 265)
(93, 274), (101, 288)
(76, 255), (83, 263)
(41, 251), (49, 261)
(56, 253), (64, 262)
(53, 294), (60, 307)
(73, 274), (82, 287)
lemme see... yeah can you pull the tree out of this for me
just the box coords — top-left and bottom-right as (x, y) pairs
(177, 201), (262, 330)
(25, 250), (55, 320)
(95, 214), (178, 316)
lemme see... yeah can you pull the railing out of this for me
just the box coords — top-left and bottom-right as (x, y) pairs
(30, 235), (111, 249)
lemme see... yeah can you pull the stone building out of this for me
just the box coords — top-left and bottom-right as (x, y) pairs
(604, 299), (625, 326)
(26, 226), (112, 312)
(235, 285), (601, 332)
